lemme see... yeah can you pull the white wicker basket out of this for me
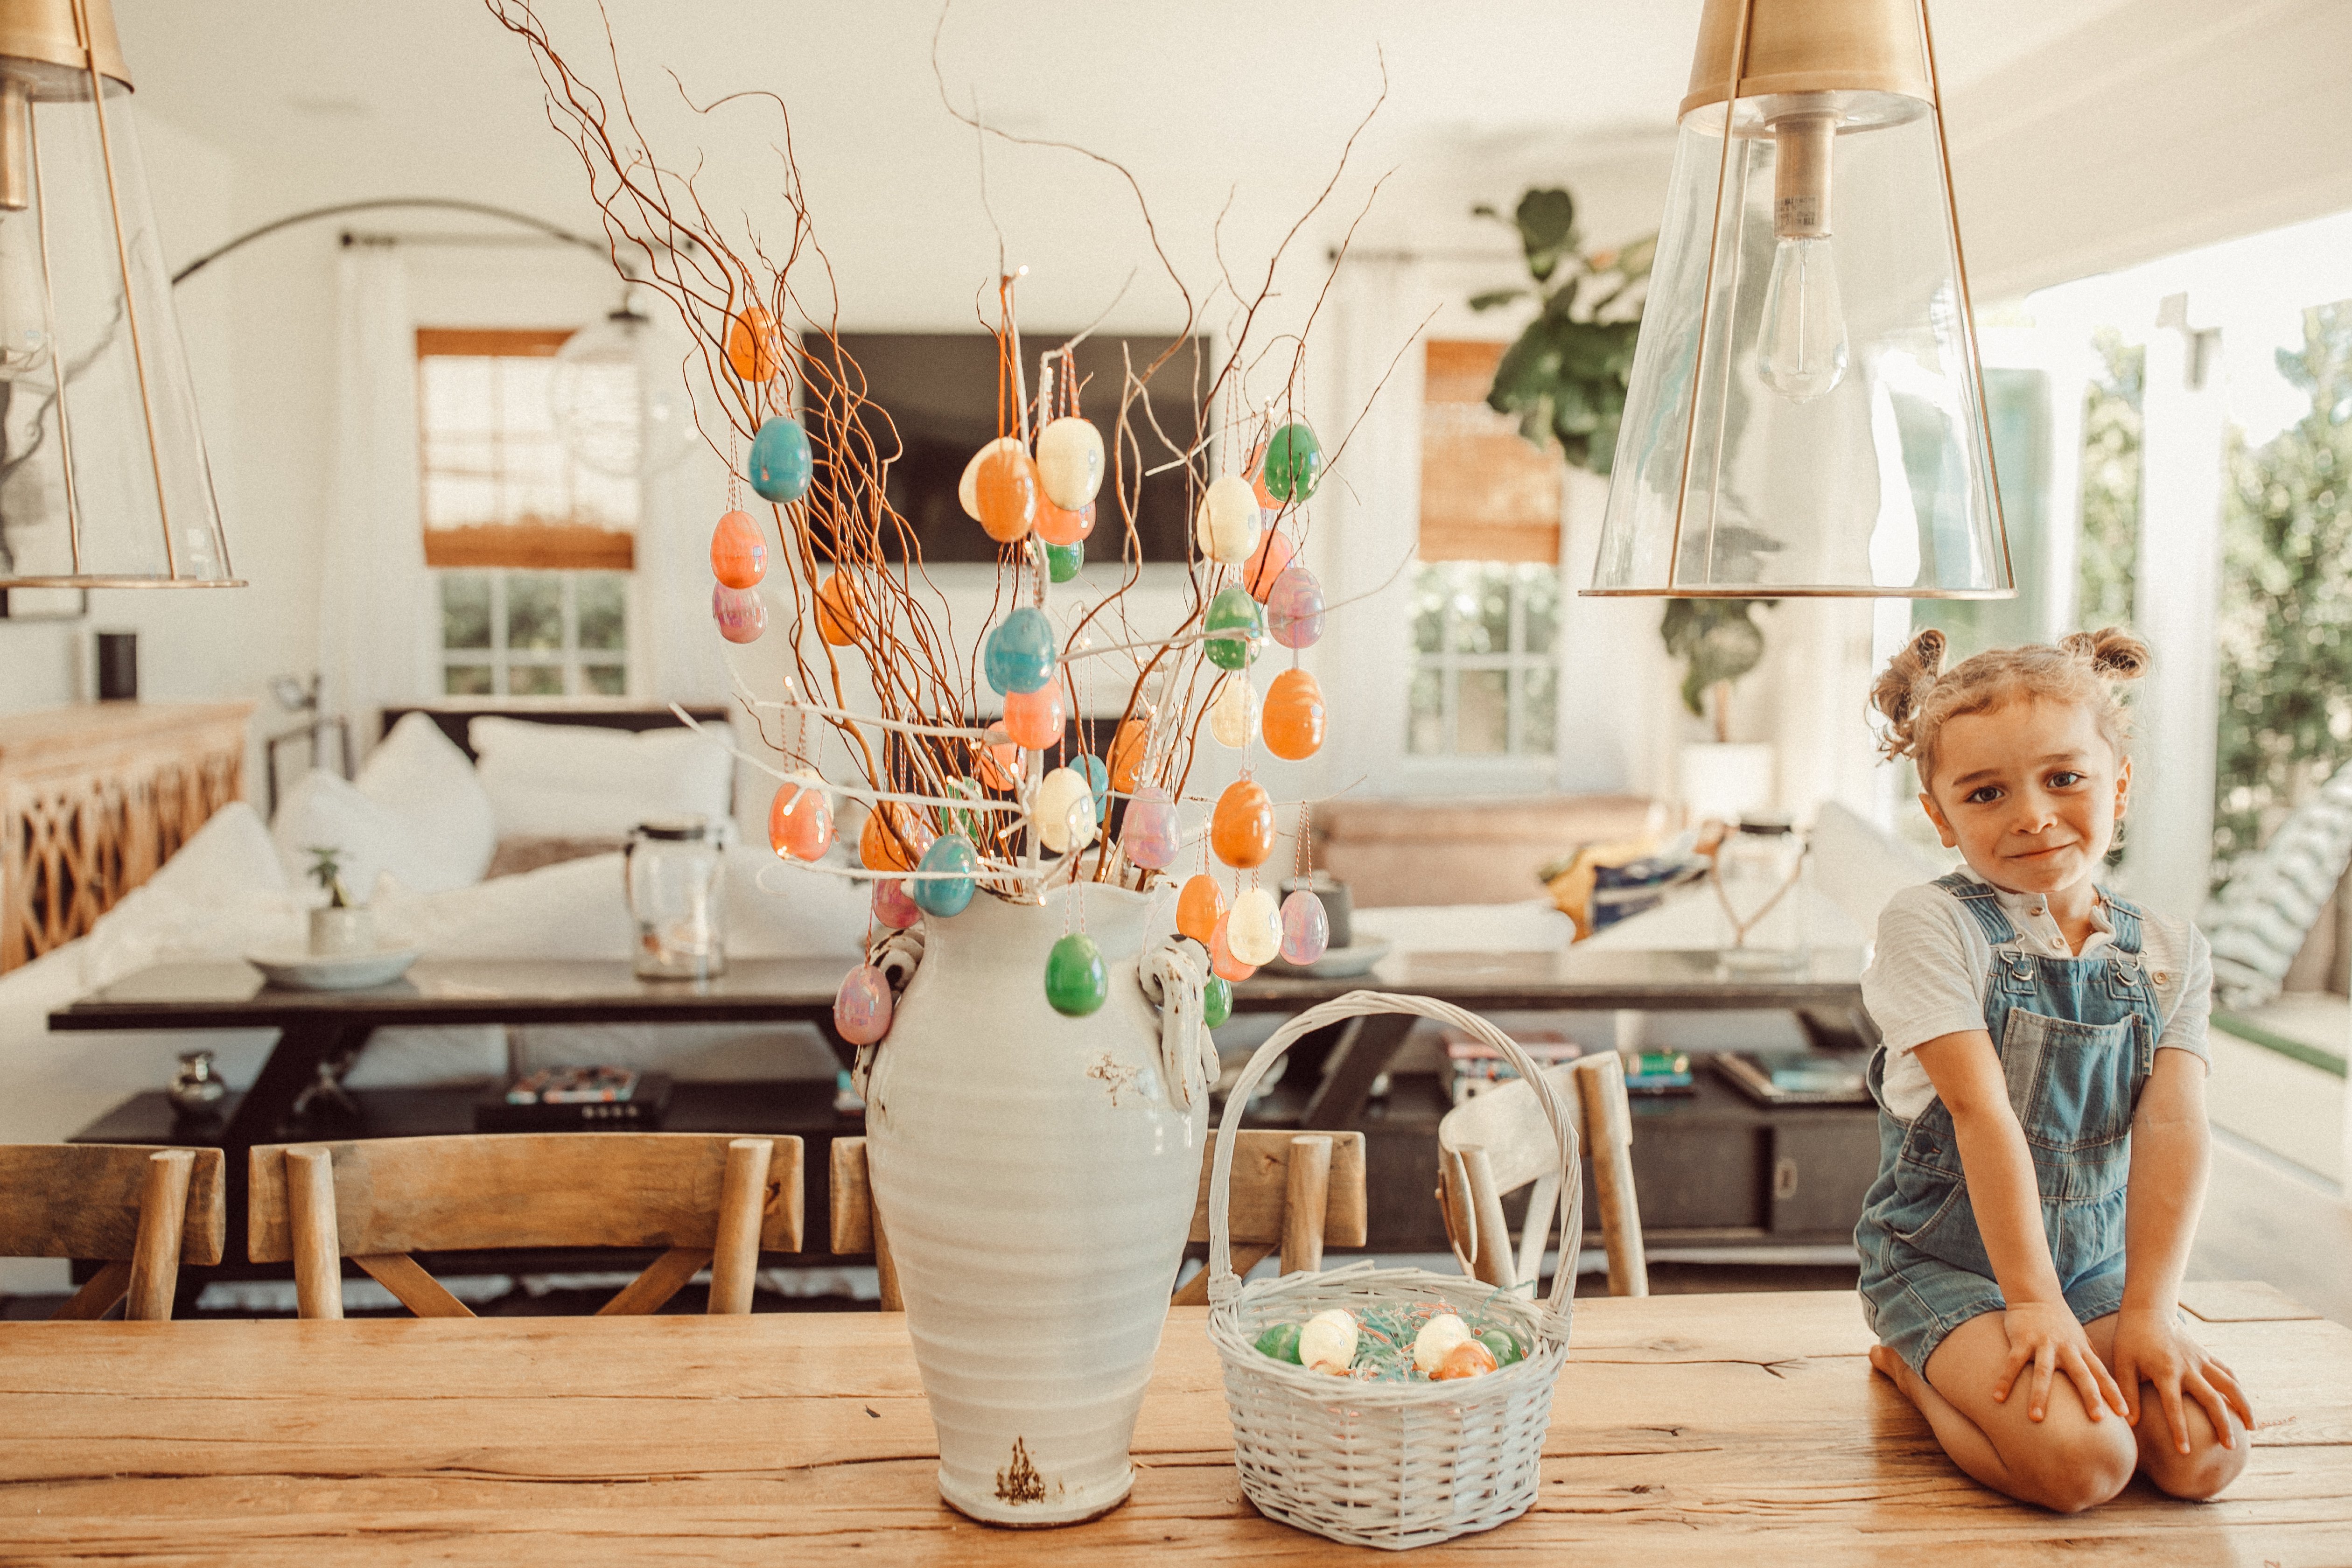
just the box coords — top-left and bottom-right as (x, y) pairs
(1204, 990), (1581, 1550)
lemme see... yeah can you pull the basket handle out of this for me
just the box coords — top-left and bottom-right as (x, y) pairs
(1205, 989), (1583, 1339)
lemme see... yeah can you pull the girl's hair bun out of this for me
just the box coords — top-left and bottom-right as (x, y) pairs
(1869, 628), (1946, 757)
(2060, 625), (2150, 682)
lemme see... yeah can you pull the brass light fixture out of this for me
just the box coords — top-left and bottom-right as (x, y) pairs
(0, 0), (238, 592)
(1588, 0), (2013, 599)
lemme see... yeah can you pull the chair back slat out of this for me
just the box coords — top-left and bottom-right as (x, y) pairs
(0, 1144), (224, 1263)
(1186, 1130), (1367, 1246)
(247, 1134), (802, 1261)
(1438, 1065), (1586, 1195)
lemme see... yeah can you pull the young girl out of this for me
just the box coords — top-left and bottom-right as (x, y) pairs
(1856, 627), (2256, 1513)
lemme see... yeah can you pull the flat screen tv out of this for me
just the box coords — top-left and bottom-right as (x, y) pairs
(805, 332), (1208, 564)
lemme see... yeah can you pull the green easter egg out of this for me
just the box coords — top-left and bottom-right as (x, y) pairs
(1204, 585), (1265, 672)
(1477, 1326), (1524, 1366)
(1203, 974), (1232, 1029)
(1044, 932), (1108, 1017)
(1046, 539), (1084, 582)
(1263, 421), (1321, 502)
(1255, 1322), (1303, 1364)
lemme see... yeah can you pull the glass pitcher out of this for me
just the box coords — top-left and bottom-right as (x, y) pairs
(624, 816), (728, 980)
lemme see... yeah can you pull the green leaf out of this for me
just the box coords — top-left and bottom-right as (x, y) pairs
(1515, 187), (1578, 284)
(1468, 288), (1526, 312)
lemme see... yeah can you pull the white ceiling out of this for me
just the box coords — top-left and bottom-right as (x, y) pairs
(114, 0), (2147, 323)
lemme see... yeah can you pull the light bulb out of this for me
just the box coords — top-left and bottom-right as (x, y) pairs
(1757, 236), (1847, 401)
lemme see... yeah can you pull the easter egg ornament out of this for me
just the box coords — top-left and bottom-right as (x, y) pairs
(1036, 499), (1094, 547)
(1107, 717), (1149, 792)
(1267, 565), (1326, 650)
(816, 572), (861, 646)
(975, 444), (1040, 543)
(1262, 668), (1327, 761)
(833, 965), (893, 1046)
(1120, 785), (1179, 869)
(1262, 420), (1322, 502)
(872, 877), (921, 931)
(1227, 887), (1281, 966)
(1177, 874), (1226, 945)
(1413, 1313), (1471, 1375)
(1280, 888), (1330, 965)
(767, 783), (833, 861)
(1209, 914), (1256, 983)
(958, 435), (1024, 519)
(1254, 1321), (1302, 1364)
(1034, 767), (1098, 854)
(1211, 778), (1274, 868)
(1476, 1327), (1525, 1367)
(1209, 675), (1258, 749)
(711, 583), (766, 644)
(1035, 415), (1104, 509)
(710, 509), (767, 588)
(747, 416), (812, 503)
(1432, 1339), (1499, 1381)
(1204, 586), (1265, 672)
(983, 605), (1057, 694)
(911, 833), (980, 918)
(974, 723), (1019, 789)
(1045, 539), (1084, 582)
(1044, 932), (1109, 1017)
(1073, 753), (1110, 822)
(1194, 474), (1260, 565)
(1202, 973), (1233, 1028)
(860, 806), (933, 873)
(1243, 527), (1294, 602)
(1001, 682), (1066, 751)
(1299, 1307), (1358, 1374)
(725, 304), (780, 382)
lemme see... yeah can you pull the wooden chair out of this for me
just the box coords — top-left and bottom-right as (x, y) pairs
(830, 1130), (1366, 1309)
(0, 1144), (224, 1320)
(1438, 1051), (1647, 1297)
(247, 1133), (802, 1319)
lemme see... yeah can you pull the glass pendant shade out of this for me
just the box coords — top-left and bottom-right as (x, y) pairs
(1589, 0), (2012, 598)
(0, 0), (236, 590)
(550, 299), (694, 480)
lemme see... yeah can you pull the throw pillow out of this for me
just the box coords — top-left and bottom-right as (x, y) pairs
(468, 716), (735, 840)
(353, 712), (498, 892)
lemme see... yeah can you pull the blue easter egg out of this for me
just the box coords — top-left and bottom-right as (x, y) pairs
(983, 605), (1057, 695)
(1074, 752), (1109, 822)
(748, 417), (812, 504)
(910, 833), (979, 918)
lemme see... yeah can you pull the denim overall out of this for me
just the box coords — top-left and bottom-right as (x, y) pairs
(1856, 872), (2163, 1375)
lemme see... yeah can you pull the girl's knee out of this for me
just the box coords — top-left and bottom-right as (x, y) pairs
(2011, 1421), (2137, 1513)
(2143, 1421), (2251, 1501)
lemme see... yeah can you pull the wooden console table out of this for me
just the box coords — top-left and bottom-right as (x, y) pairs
(0, 701), (251, 971)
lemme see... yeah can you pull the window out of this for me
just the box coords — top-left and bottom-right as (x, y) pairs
(417, 328), (634, 697)
(1409, 340), (1563, 759)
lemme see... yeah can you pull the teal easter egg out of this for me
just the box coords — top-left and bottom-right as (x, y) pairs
(1204, 585), (1265, 672)
(747, 417), (812, 503)
(1074, 752), (1109, 822)
(910, 833), (978, 918)
(983, 605), (1057, 695)
(1044, 932), (1108, 1017)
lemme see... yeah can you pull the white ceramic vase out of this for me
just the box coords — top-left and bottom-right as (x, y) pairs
(864, 882), (1207, 1526)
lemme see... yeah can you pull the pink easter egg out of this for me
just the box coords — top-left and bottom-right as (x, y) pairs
(1281, 889), (1330, 965)
(713, 583), (767, 644)
(1267, 565), (1324, 650)
(872, 877), (921, 931)
(1120, 785), (1180, 870)
(834, 964), (894, 1046)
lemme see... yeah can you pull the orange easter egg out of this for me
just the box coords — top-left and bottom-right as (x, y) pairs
(726, 305), (781, 382)
(1002, 682), (1065, 751)
(767, 784), (833, 861)
(1108, 718), (1149, 793)
(859, 804), (933, 874)
(973, 723), (1019, 790)
(975, 446), (1040, 544)
(711, 509), (767, 589)
(1210, 913), (1257, 983)
(1211, 778), (1274, 869)
(1177, 874), (1227, 945)
(1036, 499), (1095, 547)
(1431, 1340), (1499, 1381)
(1243, 528), (1294, 602)
(1261, 668), (1326, 762)
(817, 572), (860, 646)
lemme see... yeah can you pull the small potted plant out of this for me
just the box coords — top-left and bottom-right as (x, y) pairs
(305, 847), (372, 956)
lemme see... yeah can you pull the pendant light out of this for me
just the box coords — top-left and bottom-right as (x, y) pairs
(1588, 0), (2013, 599)
(0, 0), (238, 591)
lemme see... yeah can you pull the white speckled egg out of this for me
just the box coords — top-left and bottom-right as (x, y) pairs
(1299, 1307), (1358, 1374)
(1194, 475), (1260, 565)
(1413, 1312), (1470, 1374)
(1036, 416), (1105, 509)
(1033, 766), (1099, 854)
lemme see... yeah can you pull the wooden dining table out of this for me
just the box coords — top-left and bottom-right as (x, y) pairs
(2, 1285), (2345, 1564)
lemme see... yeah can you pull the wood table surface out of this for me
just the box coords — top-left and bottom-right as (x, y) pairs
(2, 1285), (2344, 1566)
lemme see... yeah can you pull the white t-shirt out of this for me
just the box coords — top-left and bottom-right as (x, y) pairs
(1862, 874), (2212, 1120)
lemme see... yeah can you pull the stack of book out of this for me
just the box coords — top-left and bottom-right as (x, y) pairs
(476, 1066), (672, 1131)
(1442, 1029), (1582, 1108)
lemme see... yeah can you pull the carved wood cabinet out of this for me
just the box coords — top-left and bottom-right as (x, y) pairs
(0, 702), (252, 971)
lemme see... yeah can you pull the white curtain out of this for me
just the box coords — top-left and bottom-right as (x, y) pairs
(319, 243), (431, 757)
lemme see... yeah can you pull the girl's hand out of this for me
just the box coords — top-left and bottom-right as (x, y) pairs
(2110, 1307), (2256, 1454)
(1995, 1302), (2127, 1422)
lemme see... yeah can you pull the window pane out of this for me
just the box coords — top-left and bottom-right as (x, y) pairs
(1449, 564), (1510, 654)
(1456, 669), (1509, 754)
(1519, 564), (1559, 656)
(577, 572), (627, 651)
(507, 572), (564, 651)
(444, 663), (493, 697)
(441, 573), (492, 650)
(1411, 566), (1445, 654)
(582, 662), (627, 696)
(1518, 663), (1557, 755)
(505, 664), (565, 696)
(1407, 665), (1445, 755)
